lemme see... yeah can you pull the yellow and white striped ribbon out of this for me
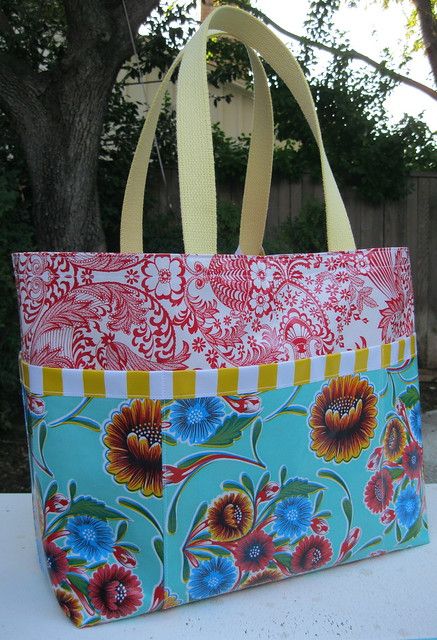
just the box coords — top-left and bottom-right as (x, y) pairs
(19, 334), (416, 400)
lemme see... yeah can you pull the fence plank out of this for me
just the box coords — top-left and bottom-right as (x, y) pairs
(383, 197), (406, 248)
(427, 177), (437, 368)
(290, 179), (303, 222)
(415, 177), (430, 367)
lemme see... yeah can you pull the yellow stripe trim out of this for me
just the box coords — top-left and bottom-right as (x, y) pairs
(324, 352), (341, 379)
(127, 371), (150, 398)
(217, 367), (239, 395)
(83, 370), (105, 396)
(354, 348), (369, 373)
(397, 339), (406, 363)
(258, 363), (278, 390)
(21, 361), (30, 390)
(410, 334), (416, 357)
(294, 358), (311, 386)
(42, 367), (63, 395)
(173, 369), (196, 398)
(18, 335), (417, 399)
(381, 343), (392, 369)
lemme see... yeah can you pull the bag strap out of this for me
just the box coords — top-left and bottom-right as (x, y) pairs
(120, 35), (274, 255)
(177, 6), (355, 253)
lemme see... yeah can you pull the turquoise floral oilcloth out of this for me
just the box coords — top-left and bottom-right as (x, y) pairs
(24, 356), (428, 627)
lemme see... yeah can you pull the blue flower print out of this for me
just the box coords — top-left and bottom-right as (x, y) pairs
(188, 557), (237, 600)
(67, 515), (115, 561)
(395, 486), (421, 529)
(273, 496), (313, 539)
(409, 404), (422, 443)
(169, 397), (224, 444)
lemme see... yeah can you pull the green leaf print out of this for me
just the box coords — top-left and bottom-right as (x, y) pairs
(202, 414), (255, 447)
(401, 516), (423, 544)
(399, 385), (420, 409)
(67, 497), (127, 521)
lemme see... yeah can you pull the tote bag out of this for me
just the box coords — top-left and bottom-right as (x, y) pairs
(13, 6), (428, 628)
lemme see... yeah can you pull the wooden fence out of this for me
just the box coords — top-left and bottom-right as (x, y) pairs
(151, 170), (437, 369)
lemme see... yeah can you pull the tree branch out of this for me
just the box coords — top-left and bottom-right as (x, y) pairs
(262, 12), (437, 102)
(120, 0), (160, 31)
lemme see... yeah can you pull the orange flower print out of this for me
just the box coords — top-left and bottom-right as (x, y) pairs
(309, 375), (378, 463)
(243, 568), (283, 588)
(383, 418), (406, 462)
(104, 400), (163, 498)
(207, 492), (254, 542)
(55, 589), (83, 627)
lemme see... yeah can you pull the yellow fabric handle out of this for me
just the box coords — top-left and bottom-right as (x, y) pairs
(120, 33), (274, 254)
(177, 6), (356, 253)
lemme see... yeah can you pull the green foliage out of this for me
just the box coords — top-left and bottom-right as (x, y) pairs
(0, 0), (66, 67)
(264, 199), (328, 255)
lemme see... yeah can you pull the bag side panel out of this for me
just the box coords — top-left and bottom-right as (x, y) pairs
(161, 357), (428, 605)
(23, 393), (166, 626)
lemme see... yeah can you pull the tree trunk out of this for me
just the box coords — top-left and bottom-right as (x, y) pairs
(16, 63), (117, 251)
(0, 0), (159, 251)
(413, 0), (437, 86)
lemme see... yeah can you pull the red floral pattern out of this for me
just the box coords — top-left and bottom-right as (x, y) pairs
(43, 540), (69, 586)
(13, 248), (414, 370)
(364, 469), (394, 513)
(88, 564), (143, 619)
(291, 535), (333, 573)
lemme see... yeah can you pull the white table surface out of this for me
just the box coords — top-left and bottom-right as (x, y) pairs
(1, 488), (437, 640)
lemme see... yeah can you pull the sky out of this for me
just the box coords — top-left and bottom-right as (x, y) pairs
(252, 0), (436, 130)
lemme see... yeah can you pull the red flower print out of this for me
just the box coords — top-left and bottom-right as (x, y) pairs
(367, 447), (383, 471)
(291, 535), (333, 573)
(251, 318), (261, 332)
(338, 527), (361, 560)
(248, 291), (272, 317)
(88, 564), (143, 619)
(325, 257), (337, 271)
(43, 540), (69, 586)
(151, 584), (181, 611)
(364, 469), (394, 514)
(46, 493), (70, 513)
(80, 268), (94, 284)
(233, 530), (275, 573)
(27, 395), (45, 415)
(248, 335), (257, 348)
(206, 349), (219, 367)
(223, 394), (261, 414)
(257, 482), (280, 503)
(380, 509), (396, 525)
(250, 261), (273, 291)
(125, 268), (139, 284)
(113, 546), (137, 568)
(143, 256), (183, 300)
(192, 337), (206, 353)
(310, 517), (329, 534)
(402, 441), (423, 479)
